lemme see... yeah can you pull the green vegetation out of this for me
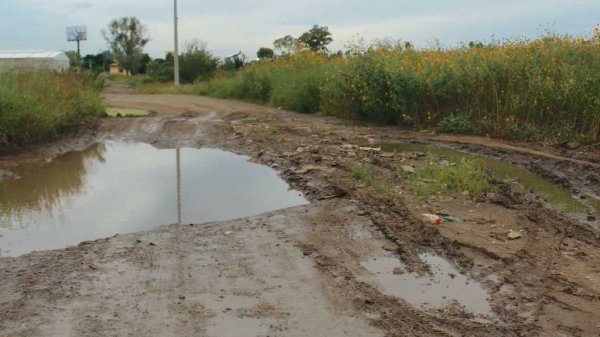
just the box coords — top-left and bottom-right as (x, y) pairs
(0, 70), (105, 149)
(437, 114), (477, 134)
(138, 31), (600, 143)
(257, 47), (275, 60)
(350, 165), (394, 198)
(103, 17), (150, 76)
(178, 41), (220, 83)
(106, 108), (150, 117)
(146, 42), (219, 84)
(297, 25), (333, 52)
(265, 125), (277, 136)
(410, 157), (490, 198)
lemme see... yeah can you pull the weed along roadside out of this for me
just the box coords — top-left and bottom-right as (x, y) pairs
(0, 70), (105, 152)
(137, 34), (600, 145)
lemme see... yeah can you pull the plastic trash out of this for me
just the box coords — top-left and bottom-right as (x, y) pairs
(422, 213), (441, 224)
(440, 215), (462, 223)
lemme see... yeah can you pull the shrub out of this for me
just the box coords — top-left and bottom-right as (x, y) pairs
(179, 40), (219, 83)
(438, 114), (477, 134)
(0, 70), (105, 149)
(238, 70), (273, 102)
(147, 58), (173, 82)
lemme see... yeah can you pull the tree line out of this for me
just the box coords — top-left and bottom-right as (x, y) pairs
(65, 17), (334, 84)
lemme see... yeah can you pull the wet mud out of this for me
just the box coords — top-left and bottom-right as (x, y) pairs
(1, 91), (599, 336)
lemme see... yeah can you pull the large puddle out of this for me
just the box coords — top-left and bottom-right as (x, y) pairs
(380, 142), (599, 223)
(0, 141), (308, 257)
(362, 253), (496, 322)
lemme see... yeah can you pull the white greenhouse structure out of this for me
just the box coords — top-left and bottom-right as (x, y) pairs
(0, 50), (70, 71)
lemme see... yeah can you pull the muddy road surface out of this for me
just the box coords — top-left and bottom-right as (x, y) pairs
(1, 90), (599, 337)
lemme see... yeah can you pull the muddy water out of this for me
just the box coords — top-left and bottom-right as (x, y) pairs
(380, 142), (599, 221)
(0, 141), (307, 257)
(362, 253), (495, 322)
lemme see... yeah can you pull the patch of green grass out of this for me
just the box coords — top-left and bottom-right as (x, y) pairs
(265, 126), (277, 136)
(109, 74), (154, 88)
(106, 108), (150, 117)
(350, 164), (395, 198)
(411, 157), (490, 198)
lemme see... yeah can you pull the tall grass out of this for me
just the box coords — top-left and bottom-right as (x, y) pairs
(138, 33), (600, 142)
(330, 36), (600, 142)
(0, 70), (105, 149)
(201, 53), (341, 113)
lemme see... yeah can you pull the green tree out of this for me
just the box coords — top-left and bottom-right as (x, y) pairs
(82, 51), (113, 73)
(102, 17), (149, 76)
(257, 47), (274, 59)
(298, 25), (333, 52)
(274, 35), (296, 55)
(64, 50), (80, 68)
(147, 54), (173, 82)
(179, 40), (219, 83)
(136, 53), (152, 74)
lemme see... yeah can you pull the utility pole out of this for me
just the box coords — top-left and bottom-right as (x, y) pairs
(176, 147), (182, 225)
(173, 0), (180, 86)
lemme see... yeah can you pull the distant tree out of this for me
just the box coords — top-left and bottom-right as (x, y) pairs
(136, 53), (152, 74)
(65, 50), (80, 68)
(257, 47), (274, 59)
(178, 40), (220, 83)
(298, 25), (333, 52)
(468, 41), (484, 48)
(148, 53), (173, 82)
(274, 35), (296, 55)
(102, 17), (150, 76)
(82, 50), (113, 73)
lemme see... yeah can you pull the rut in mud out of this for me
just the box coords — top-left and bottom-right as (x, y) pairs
(1, 91), (599, 337)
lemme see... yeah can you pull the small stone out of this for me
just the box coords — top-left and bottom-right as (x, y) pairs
(507, 230), (523, 240)
(382, 243), (399, 252)
(401, 165), (416, 174)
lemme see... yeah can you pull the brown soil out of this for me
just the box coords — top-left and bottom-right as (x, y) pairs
(1, 90), (599, 337)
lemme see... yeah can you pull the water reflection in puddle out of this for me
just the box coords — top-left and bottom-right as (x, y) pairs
(361, 253), (495, 322)
(0, 141), (308, 257)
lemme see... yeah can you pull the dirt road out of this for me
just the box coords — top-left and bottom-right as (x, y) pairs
(1, 91), (599, 336)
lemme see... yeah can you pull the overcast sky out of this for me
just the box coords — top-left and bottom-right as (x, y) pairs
(1, 1), (599, 59)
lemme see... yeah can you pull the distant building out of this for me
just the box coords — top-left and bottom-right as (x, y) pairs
(0, 50), (70, 71)
(109, 63), (123, 75)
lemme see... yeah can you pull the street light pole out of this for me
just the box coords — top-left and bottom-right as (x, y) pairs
(173, 0), (180, 86)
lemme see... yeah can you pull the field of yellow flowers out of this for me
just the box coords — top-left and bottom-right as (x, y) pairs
(165, 35), (600, 142)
